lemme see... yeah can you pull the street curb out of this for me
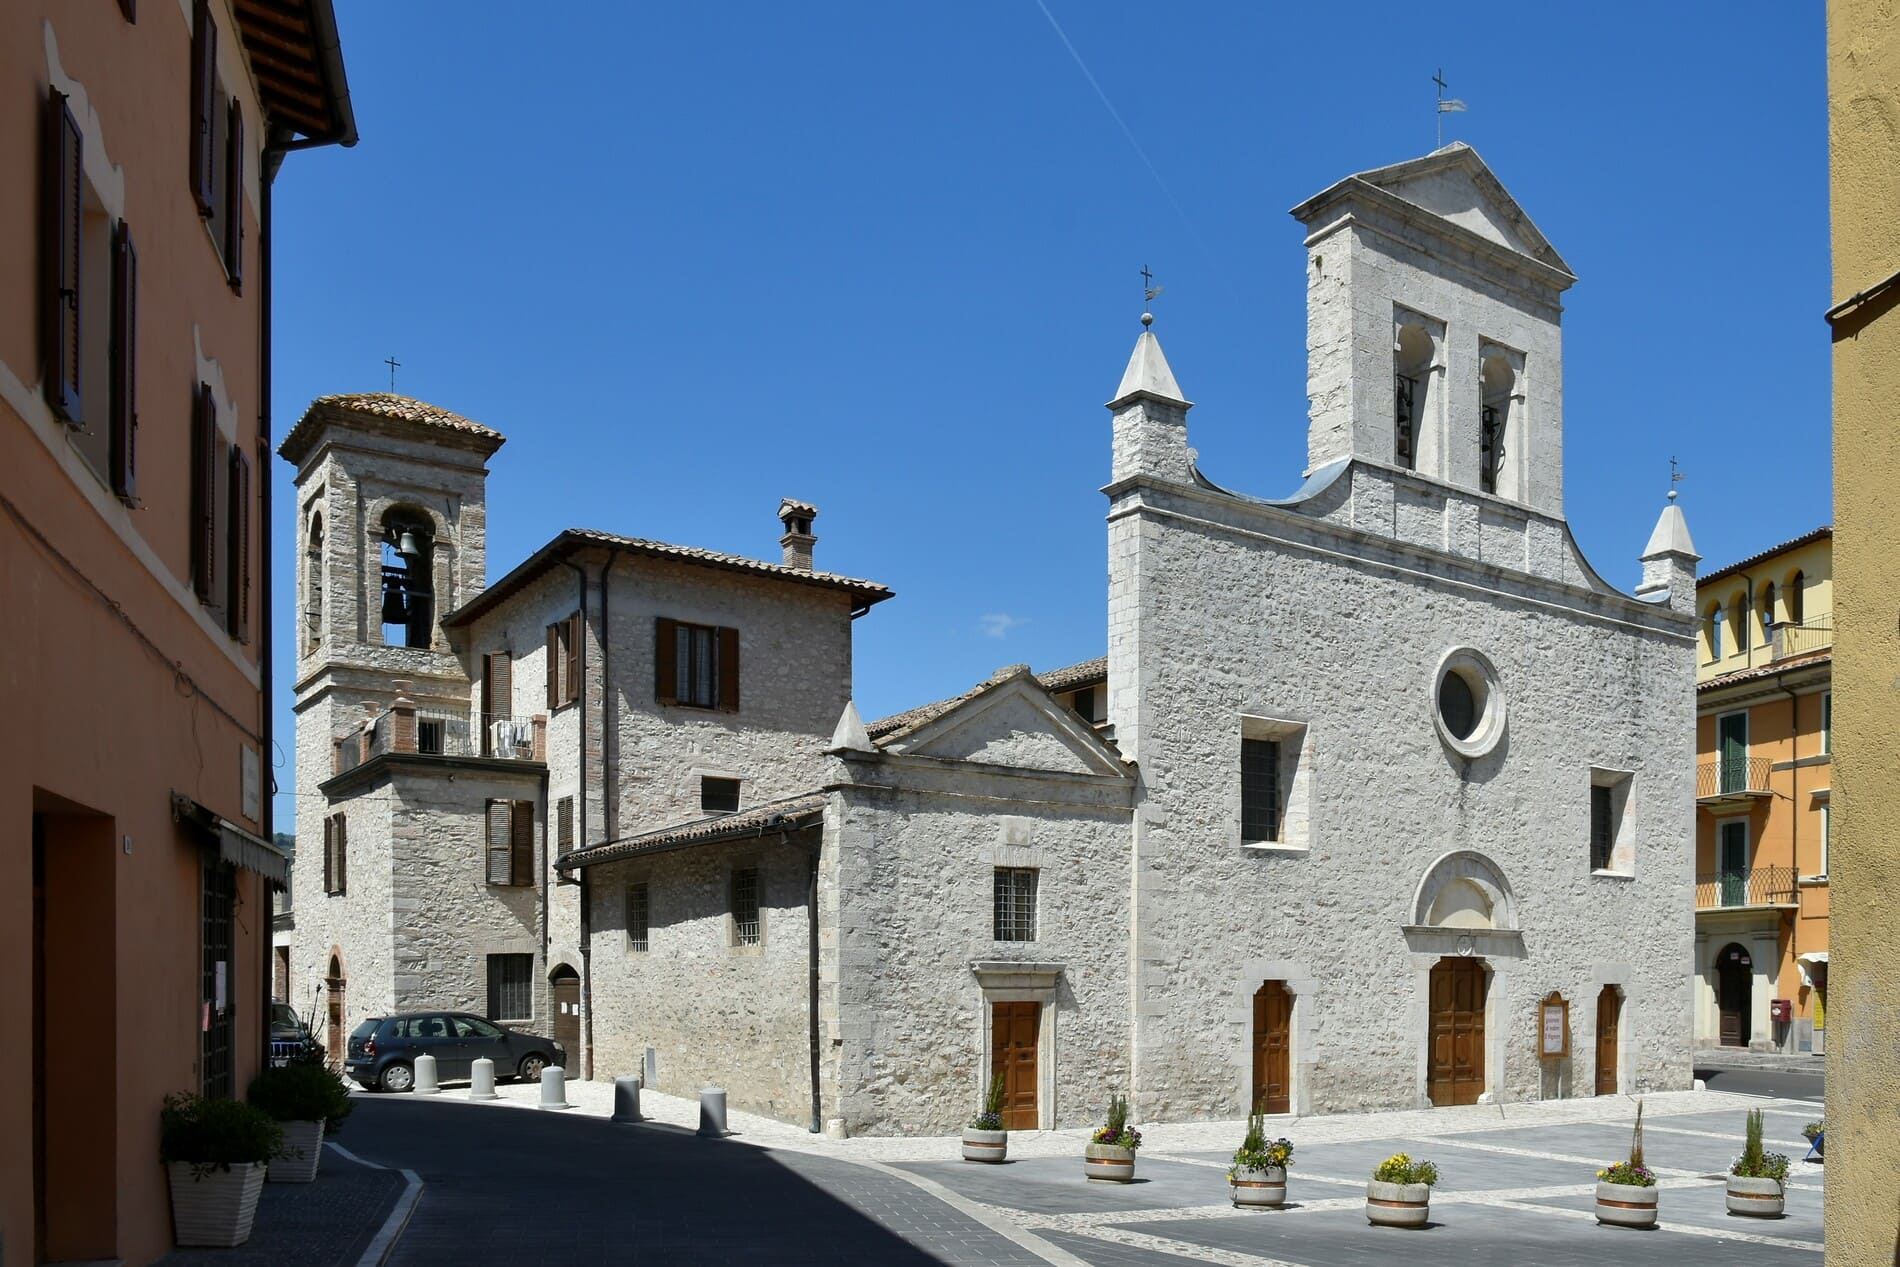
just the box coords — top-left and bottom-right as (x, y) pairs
(326, 1141), (424, 1267)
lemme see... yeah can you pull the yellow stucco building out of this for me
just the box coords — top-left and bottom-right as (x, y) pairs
(1693, 530), (1831, 1053)
(1826, 0), (1900, 1260)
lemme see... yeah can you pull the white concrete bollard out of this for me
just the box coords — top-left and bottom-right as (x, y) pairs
(539, 1064), (573, 1110)
(411, 1053), (439, 1096)
(469, 1057), (499, 1100)
(697, 1086), (728, 1137)
(611, 1075), (643, 1123)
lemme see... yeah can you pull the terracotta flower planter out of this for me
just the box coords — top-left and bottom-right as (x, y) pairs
(1594, 1179), (1659, 1228)
(268, 1120), (325, 1183)
(1084, 1142), (1136, 1183)
(167, 1161), (267, 1247)
(1230, 1164), (1287, 1208)
(962, 1127), (1007, 1163)
(1365, 1179), (1430, 1228)
(1726, 1174), (1785, 1217)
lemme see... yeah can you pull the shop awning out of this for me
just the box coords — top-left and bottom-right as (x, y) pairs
(171, 794), (290, 886)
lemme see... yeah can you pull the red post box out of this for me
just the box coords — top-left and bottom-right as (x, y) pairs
(1770, 998), (1792, 1023)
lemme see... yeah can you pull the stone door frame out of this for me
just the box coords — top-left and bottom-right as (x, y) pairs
(970, 961), (1061, 1131)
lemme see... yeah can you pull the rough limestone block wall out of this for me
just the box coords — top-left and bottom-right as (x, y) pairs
(830, 764), (1135, 1135)
(387, 767), (545, 1036)
(1113, 480), (1694, 1120)
(290, 785), (394, 1041)
(585, 837), (815, 1118)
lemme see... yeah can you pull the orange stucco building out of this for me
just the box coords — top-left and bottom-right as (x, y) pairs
(1, 3), (353, 1262)
(1692, 528), (1832, 1055)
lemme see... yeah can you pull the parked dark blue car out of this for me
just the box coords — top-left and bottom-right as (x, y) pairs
(346, 1012), (564, 1092)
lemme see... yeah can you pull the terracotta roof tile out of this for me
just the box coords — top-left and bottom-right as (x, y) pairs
(558, 792), (827, 870)
(1699, 526), (1831, 586)
(865, 655), (1107, 740)
(1698, 649), (1831, 692)
(278, 393), (504, 463)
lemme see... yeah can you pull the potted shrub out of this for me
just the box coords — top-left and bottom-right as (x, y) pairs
(249, 1061), (354, 1183)
(1083, 1094), (1142, 1183)
(161, 1093), (283, 1247)
(1366, 1152), (1437, 1227)
(1227, 1112), (1292, 1209)
(1727, 1108), (1790, 1217)
(962, 1074), (1009, 1163)
(1595, 1100), (1659, 1228)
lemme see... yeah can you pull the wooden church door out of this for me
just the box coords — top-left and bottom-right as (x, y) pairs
(1428, 957), (1487, 1106)
(990, 1001), (1040, 1130)
(1251, 981), (1291, 1114)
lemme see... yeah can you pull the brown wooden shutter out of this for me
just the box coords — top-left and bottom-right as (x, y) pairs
(190, 0), (217, 216)
(222, 97), (243, 289)
(654, 617), (678, 704)
(566, 612), (582, 706)
(109, 220), (137, 500)
(717, 626), (740, 711)
(227, 444), (250, 642)
(191, 385), (217, 603)
(510, 801), (535, 886)
(118, 0), (135, 21)
(557, 796), (574, 853)
(43, 88), (82, 423)
(335, 815), (347, 894)
(485, 800), (510, 884)
(322, 815), (334, 893)
(545, 623), (560, 710)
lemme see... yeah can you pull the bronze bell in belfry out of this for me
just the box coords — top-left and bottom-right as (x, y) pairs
(396, 527), (424, 558)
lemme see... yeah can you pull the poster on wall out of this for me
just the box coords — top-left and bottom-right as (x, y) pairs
(1539, 991), (1569, 1059)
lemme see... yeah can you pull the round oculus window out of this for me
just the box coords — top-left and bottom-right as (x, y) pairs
(1432, 648), (1506, 759)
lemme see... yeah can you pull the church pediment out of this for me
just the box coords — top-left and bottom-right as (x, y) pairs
(880, 670), (1128, 777)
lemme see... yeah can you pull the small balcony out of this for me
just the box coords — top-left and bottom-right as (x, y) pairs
(337, 707), (543, 773)
(477, 713), (541, 761)
(1696, 865), (1798, 911)
(1696, 756), (1773, 802)
(1769, 615), (1832, 661)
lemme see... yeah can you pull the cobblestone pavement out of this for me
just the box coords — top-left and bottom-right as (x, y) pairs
(154, 1143), (409, 1267)
(347, 1078), (1824, 1265)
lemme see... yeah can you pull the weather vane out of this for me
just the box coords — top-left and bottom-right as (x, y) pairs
(384, 355), (401, 392)
(1140, 265), (1163, 328)
(1434, 68), (1467, 148)
(1669, 455), (1685, 502)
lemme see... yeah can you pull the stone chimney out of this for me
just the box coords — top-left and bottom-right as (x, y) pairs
(778, 498), (818, 571)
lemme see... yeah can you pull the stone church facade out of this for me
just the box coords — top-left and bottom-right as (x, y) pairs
(288, 144), (1698, 1131)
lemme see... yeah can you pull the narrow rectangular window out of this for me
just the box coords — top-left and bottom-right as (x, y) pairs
(331, 813), (346, 895)
(485, 953), (532, 1021)
(701, 777), (740, 814)
(322, 814), (334, 894)
(627, 882), (649, 952)
(418, 719), (444, 755)
(1589, 784), (1614, 871)
(222, 97), (243, 288)
(481, 652), (511, 754)
(1820, 804), (1830, 877)
(546, 616), (580, 708)
(227, 443), (250, 642)
(731, 867), (760, 946)
(993, 867), (1038, 941)
(1240, 738), (1282, 843)
(44, 88), (83, 422)
(191, 384), (222, 612)
(557, 796), (574, 854)
(108, 219), (137, 499)
(189, 0), (217, 214)
(662, 621), (739, 709)
(485, 800), (512, 885)
(509, 800), (534, 886)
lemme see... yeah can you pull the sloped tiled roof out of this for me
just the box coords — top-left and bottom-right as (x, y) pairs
(557, 792), (827, 871)
(866, 656), (1107, 741)
(1698, 649), (1832, 694)
(278, 393), (504, 463)
(441, 528), (893, 629)
(1699, 526), (1832, 587)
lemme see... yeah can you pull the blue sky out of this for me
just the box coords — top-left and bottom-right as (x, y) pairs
(267, 2), (1829, 829)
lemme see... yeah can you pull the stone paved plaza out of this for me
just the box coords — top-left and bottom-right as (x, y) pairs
(338, 1078), (1823, 1264)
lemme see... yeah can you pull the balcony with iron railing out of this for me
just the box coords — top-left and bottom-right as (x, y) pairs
(1769, 614), (1832, 661)
(335, 699), (543, 774)
(1696, 865), (1798, 911)
(1696, 756), (1774, 801)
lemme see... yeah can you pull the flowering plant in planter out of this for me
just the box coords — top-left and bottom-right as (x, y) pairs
(1227, 1113), (1293, 1180)
(1731, 1109), (1791, 1184)
(1598, 1098), (1657, 1186)
(968, 1074), (1006, 1132)
(1091, 1094), (1142, 1151)
(1371, 1152), (1438, 1186)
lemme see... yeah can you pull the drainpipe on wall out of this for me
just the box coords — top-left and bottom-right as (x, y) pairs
(256, 130), (278, 1059)
(584, 549), (620, 1082)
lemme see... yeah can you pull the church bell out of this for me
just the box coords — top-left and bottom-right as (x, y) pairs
(396, 528), (424, 558)
(380, 572), (408, 624)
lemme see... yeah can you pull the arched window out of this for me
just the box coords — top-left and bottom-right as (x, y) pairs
(304, 512), (324, 654)
(1731, 596), (1749, 651)
(1479, 352), (1517, 496)
(1394, 324), (1436, 473)
(1760, 582), (1777, 630)
(1709, 604), (1725, 660)
(378, 508), (436, 649)
(1788, 571), (1805, 625)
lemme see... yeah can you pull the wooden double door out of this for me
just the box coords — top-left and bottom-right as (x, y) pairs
(1251, 982), (1291, 1114)
(1428, 957), (1487, 1107)
(991, 1001), (1040, 1130)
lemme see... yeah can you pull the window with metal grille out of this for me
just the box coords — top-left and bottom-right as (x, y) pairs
(731, 867), (761, 945)
(201, 861), (235, 1097)
(993, 867), (1038, 942)
(627, 882), (649, 952)
(1589, 784), (1614, 871)
(486, 953), (532, 1021)
(1240, 738), (1282, 843)
(418, 719), (444, 755)
(702, 777), (740, 814)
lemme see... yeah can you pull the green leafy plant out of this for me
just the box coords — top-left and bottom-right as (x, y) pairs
(1598, 1099), (1658, 1186)
(1802, 1119), (1825, 1142)
(160, 1093), (284, 1177)
(1227, 1111), (1293, 1178)
(968, 1074), (1006, 1131)
(1091, 1093), (1142, 1151)
(248, 1062), (354, 1133)
(1731, 1108), (1790, 1184)
(1371, 1152), (1438, 1186)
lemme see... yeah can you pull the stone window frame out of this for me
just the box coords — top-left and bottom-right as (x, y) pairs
(1589, 767), (1637, 877)
(1432, 647), (1506, 760)
(992, 867), (1039, 942)
(1236, 715), (1313, 854)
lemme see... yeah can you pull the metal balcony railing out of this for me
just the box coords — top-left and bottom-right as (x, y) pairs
(1696, 865), (1797, 909)
(1696, 756), (1773, 798)
(1770, 615), (1832, 660)
(479, 713), (539, 760)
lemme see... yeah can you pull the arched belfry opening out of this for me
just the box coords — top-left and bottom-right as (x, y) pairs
(1393, 322), (1438, 473)
(304, 511), (324, 654)
(378, 508), (436, 648)
(1479, 349), (1520, 498)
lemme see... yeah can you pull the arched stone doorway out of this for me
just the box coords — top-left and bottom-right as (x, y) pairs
(1717, 942), (1752, 1047)
(1410, 851), (1518, 1108)
(325, 952), (347, 1069)
(549, 964), (581, 1065)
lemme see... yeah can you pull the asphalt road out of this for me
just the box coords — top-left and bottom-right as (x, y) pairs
(1693, 1064), (1826, 1103)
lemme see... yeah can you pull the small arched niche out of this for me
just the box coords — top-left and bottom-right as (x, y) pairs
(1412, 850), (1518, 932)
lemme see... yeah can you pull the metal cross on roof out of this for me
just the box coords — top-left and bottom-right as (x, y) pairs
(1435, 68), (1467, 148)
(1670, 455), (1686, 501)
(1140, 265), (1162, 328)
(384, 355), (401, 392)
